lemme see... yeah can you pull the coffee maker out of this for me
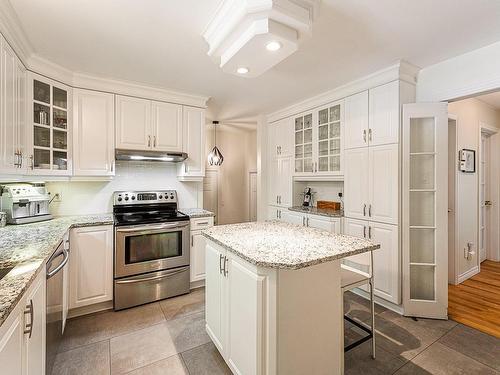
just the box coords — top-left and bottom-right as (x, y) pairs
(0, 183), (52, 224)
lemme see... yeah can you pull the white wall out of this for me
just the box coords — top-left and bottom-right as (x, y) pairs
(448, 98), (500, 279)
(46, 162), (202, 216)
(205, 125), (257, 225)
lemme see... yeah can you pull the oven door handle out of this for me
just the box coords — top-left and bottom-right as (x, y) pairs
(116, 222), (189, 233)
(115, 267), (188, 284)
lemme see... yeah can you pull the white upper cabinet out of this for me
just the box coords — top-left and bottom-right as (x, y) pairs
(151, 101), (183, 152)
(344, 148), (369, 220)
(178, 106), (205, 180)
(115, 95), (151, 150)
(293, 111), (314, 174)
(369, 81), (400, 146)
(267, 156), (292, 207)
(28, 73), (72, 175)
(73, 89), (115, 176)
(269, 117), (293, 158)
(344, 91), (369, 149)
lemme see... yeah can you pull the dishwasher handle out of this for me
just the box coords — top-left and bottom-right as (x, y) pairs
(46, 247), (69, 279)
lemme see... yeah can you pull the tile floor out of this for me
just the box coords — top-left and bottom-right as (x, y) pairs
(52, 288), (500, 375)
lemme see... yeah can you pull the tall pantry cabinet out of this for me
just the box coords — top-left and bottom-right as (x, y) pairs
(344, 80), (415, 304)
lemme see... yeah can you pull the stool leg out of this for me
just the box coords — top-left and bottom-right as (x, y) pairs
(341, 289), (345, 374)
(369, 278), (376, 359)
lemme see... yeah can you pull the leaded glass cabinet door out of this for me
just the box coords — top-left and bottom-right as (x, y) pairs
(30, 74), (72, 175)
(402, 102), (448, 319)
(294, 113), (313, 174)
(316, 101), (343, 175)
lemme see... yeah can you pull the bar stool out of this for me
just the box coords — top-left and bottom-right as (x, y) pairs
(341, 250), (376, 358)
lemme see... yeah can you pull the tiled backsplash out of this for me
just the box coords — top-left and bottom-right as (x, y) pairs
(45, 161), (202, 216)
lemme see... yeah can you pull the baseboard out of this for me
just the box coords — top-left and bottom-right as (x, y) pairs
(190, 279), (205, 289)
(458, 266), (479, 284)
(351, 288), (404, 315)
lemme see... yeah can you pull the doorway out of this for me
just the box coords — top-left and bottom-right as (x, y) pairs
(448, 117), (458, 284)
(203, 169), (219, 224)
(249, 171), (257, 221)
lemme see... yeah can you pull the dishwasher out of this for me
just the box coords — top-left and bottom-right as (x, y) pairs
(46, 235), (70, 375)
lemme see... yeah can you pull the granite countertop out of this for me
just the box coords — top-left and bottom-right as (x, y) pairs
(202, 221), (379, 270)
(288, 206), (344, 218)
(179, 208), (215, 218)
(0, 214), (113, 328)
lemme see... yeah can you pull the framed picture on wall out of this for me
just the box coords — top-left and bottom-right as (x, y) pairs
(459, 149), (475, 173)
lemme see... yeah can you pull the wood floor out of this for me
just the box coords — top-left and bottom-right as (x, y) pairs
(448, 260), (500, 338)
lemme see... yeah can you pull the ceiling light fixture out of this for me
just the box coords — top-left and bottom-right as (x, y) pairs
(237, 67), (249, 74)
(208, 121), (224, 166)
(266, 41), (282, 51)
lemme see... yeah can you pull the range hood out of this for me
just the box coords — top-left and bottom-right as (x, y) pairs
(115, 149), (188, 163)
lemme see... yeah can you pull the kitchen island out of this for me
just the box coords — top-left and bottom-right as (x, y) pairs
(202, 221), (379, 375)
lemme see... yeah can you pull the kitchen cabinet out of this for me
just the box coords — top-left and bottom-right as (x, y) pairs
(0, 35), (26, 174)
(178, 106), (205, 181)
(69, 225), (113, 309)
(267, 156), (292, 207)
(0, 268), (45, 375)
(293, 100), (344, 177)
(267, 206), (288, 221)
(344, 90), (369, 150)
(344, 144), (398, 224)
(115, 95), (151, 150)
(73, 89), (115, 176)
(268, 117), (293, 158)
(344, 218), (400, 304)
(152, 101), (183, 152)
(205, 244), (265, 375)
(190, 216), (214, 283)
(28, 73), (72, 175)
(284, 210), (342, 233)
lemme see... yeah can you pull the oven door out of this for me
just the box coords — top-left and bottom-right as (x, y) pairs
(115, 221), (190, 278)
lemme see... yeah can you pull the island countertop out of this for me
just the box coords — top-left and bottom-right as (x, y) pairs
(0, 214), (114, 328)
(202, 221), (379, 270)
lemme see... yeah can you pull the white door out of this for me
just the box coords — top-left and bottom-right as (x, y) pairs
(284, 210), (305, 226)
(226, 255), (263, 375)
(479, 132), (490, 263)
(278, 157), (292, 207)
(0, 316), (23, 375)
(190, 232), (206, 282)
(205, 244), (225, 352)
(203, 169), (218, 223)
(344, 90), (368, 149)
(268, 121), (279, 158)
(0, 38), (17, 172)
(180, 106), (205, 177)
(73, 89), (115, 176)
(24, 274), (45, 375)
(369, 144), (399, 224)
(69, 226), (113, 309)
(151, 101), (183, 152)
(249, 172), (257, 221)
(268, 158), (279, 206)
(307, 215), (335, 232)
(370, 222), (400, 304)
(278, 116), (294, 157)
(369, 81), (400, 146)
(15, 60), (26, 173)
(344, 148), (369, 220)
(402, 102), (448, 319)
(115, 95), (151, 150)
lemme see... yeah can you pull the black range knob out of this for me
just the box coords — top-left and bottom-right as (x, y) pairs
(159, 195), (163, 199)
(117, 197), (122, 202)
(131, 196), (135, 200)
(125, 196), (129, 201)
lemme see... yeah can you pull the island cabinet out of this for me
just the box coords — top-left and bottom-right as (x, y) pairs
(189, 216), (214, 283)
(283, 210), (342, 234)
(0, 268), (46, 375)
(205, 241), (344, 375)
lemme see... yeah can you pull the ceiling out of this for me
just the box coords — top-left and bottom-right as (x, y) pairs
(9, 0), (500, 123)
(476, 91), (500, 110)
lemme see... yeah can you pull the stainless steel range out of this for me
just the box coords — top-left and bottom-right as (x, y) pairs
(113, 190), (190, 310)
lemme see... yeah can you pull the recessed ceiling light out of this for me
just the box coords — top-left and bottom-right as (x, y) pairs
(266, 41), (282, 51)
(237, 67), (249, 74)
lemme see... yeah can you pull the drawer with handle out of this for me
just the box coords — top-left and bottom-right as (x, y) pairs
(190, 217), (214, 231)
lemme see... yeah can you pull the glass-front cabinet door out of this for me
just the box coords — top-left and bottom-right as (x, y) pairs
(316, 101), (343, 175)
(29, 74), (72, 174)
(294, 112), (314, 174)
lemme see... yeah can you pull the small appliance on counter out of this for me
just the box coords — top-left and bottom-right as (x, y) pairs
(0, 183), (53, 224)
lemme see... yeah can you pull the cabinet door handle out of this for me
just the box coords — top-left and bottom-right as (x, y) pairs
(368, 128), (372, 142)
(29, 155), (34, 170)
(219, 254), (224, 274)
(191, 235), (194, 247)
(302, 216), (305, 226)
(19, 151), (23, 168)
(148, 135), (151, 147)
(363, 129), (367, 143)
(306, 217), (309, 227)
(153, 136), (157, 148)
(24, 299), (33, 338)
(363, 226), (366, 238)
(223, 256), (228, 277)
(279, 195), (281, 204)
(363, 204), (366, 216)
(368, 204), (372, 217)
(368, 226), (372, 239)
(279, 210), (281, 219)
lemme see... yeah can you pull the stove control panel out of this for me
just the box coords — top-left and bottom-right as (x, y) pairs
(113, 190), (177, 205)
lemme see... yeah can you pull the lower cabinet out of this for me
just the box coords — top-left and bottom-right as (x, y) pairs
(190, 217), (214, 283)
(69, 225), (113, 309)
(0, 268), (45, 375)
(283, 210), (342, 234)
(267, 205), (287, 221)
(205, 243), (265, 375)
(344, 218), (400, 304)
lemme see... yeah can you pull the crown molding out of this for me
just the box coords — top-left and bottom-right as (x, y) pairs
(266, 60), (420, 123)
(0, 1), (34, 64)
